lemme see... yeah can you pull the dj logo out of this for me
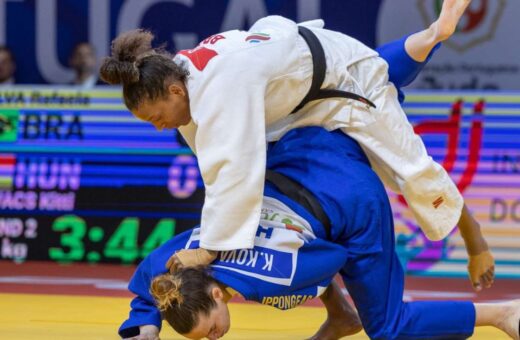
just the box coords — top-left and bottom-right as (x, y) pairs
(0, 110), (19, 142)
(401, 99), (484, 204)
(418, 0), (506, 52)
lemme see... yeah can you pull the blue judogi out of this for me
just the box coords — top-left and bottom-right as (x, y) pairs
(120, 38), (475, 339)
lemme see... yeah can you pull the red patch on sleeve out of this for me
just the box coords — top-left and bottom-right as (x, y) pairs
(177, 47), (218, 71)
(432, 196), (445, 209)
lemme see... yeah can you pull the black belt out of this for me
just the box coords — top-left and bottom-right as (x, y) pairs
(291, 26), (376, 114)
(265, 169), (331, 239)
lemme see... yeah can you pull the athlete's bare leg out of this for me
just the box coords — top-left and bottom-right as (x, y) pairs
(308, 280), (362, 340)
(405, 0), (472, 61)
(475, 300), (520, 340)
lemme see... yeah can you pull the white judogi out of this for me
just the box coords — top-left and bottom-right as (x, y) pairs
(176, 16), (463, 250)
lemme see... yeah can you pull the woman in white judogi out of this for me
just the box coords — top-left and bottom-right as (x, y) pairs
(100, 0), (493, 291)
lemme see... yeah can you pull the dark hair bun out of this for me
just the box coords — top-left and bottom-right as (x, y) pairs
(99, 57), (139, 85)
(111, 29), (154, 62)
(99, 29), (155, 85)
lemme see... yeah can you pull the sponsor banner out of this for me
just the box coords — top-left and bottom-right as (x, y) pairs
(378, 0), (520, 90)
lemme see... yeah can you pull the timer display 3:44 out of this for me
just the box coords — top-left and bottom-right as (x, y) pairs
(49, 215), (176, 264)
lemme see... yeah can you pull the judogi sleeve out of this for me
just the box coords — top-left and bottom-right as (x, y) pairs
(191, 60), (268, 251)
(118, 257), (161, 338)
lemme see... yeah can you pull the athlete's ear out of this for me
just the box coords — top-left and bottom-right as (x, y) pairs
(168, 83), (186, 97)
(211, 286), (224, 301)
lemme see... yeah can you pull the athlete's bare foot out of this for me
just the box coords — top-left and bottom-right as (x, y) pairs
(496, 300), (520, 340)
(404, 0), (473, 61)
(431, 0), (472, 42)
(307, 313), (362, 340)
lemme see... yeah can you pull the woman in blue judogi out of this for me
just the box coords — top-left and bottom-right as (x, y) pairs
(119, 125), (519, 340)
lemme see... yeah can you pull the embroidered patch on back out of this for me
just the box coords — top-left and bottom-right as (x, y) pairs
(245, 33), (271, 43)
(177, 47), (218, 71)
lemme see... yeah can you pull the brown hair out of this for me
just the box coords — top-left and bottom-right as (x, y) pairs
(99, 29), (189, 110)
(150, 267), (217, 335)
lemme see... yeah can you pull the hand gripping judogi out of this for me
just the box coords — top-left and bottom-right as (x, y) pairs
(176, 16), (462, 251)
